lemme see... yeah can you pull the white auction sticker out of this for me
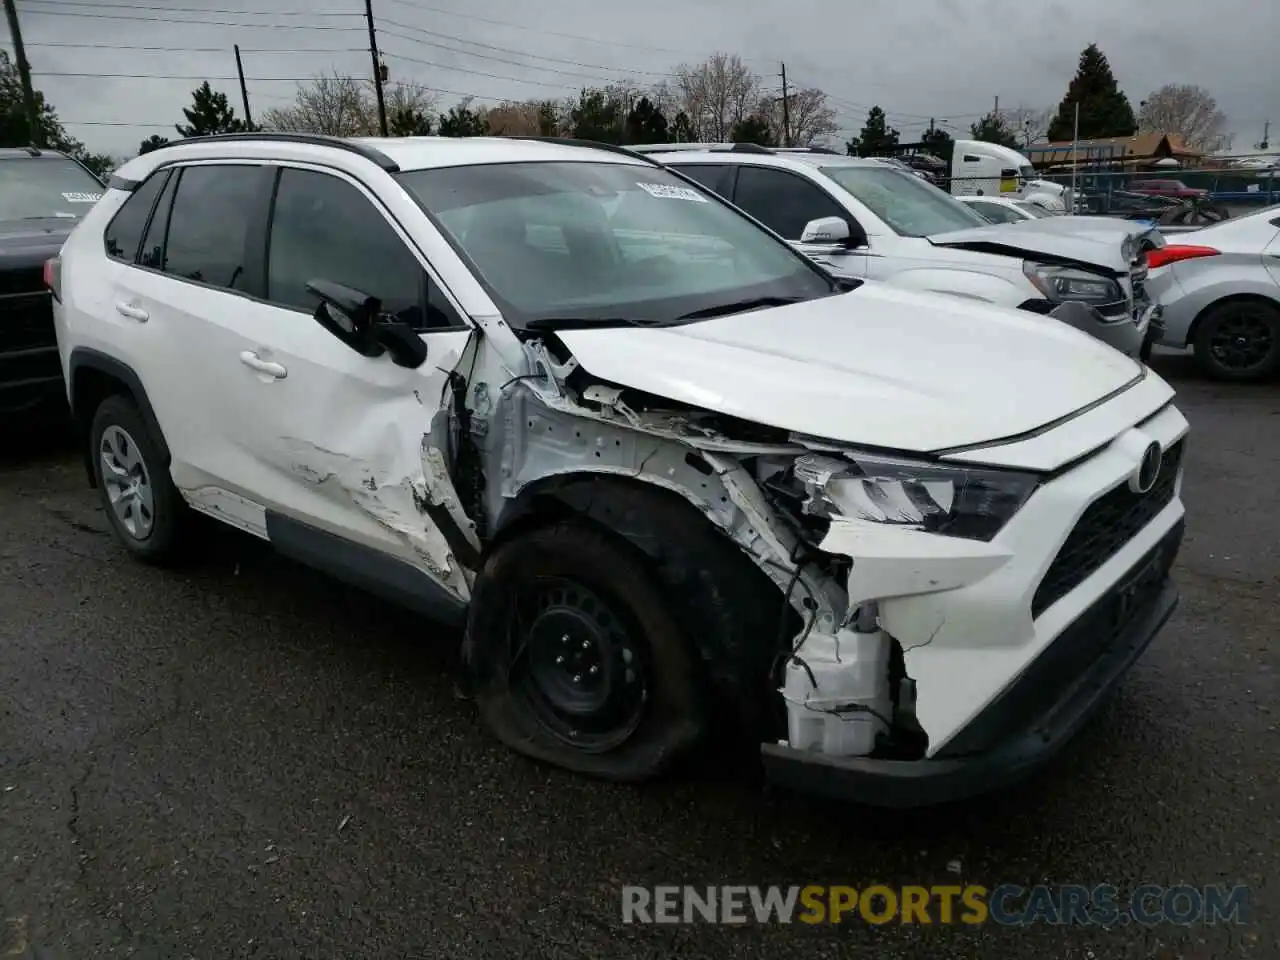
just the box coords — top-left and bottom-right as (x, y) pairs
(636, 182), (707, 202)
(62, 192), (102, 203)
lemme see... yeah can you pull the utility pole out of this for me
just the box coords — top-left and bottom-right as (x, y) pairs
(3, 0), (44, 148)
(1260, 120), (1271, 150)
(363, 0), (389, 137)
(993, 95), (999, 118)
(1069, 101), (1080, 217)
(233, 45), (254, 131)
(779, 62), (791, 147)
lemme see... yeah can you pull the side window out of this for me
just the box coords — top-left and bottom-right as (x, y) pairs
(732, 166), (850, 240)
(139, 169), (179, 269)
(103, 170), (169, 262)
(162, 165), (264, 290)
(971, 201), (1018, 224)
(670, 164), (730, 198)
(267, 168), (461, 331)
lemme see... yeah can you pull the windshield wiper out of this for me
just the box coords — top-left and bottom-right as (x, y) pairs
(525, 316), (668, 331)
(673, 296), (807, 322)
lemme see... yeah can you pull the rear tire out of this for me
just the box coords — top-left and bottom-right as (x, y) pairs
(1192, 300), (1280, 382)
(89, 395), (189, 563)
(464, 520), (705, 781)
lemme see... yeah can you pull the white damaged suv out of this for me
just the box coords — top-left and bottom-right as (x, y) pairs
(48, 134), (1188, 806)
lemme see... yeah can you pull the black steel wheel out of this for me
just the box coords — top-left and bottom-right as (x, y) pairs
(464, 518), (706, 781)
(1193, 299), (1280, 382)
(510, 577), (649, 753)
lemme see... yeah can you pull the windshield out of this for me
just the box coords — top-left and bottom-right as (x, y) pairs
(397, 161), (836, 328)
(819, 165), (989, 236)
(0, 157), (104, 221)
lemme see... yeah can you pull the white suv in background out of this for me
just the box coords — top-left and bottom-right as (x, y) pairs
(637, 144), (1161, 358)
(49, 133), (1187, 807)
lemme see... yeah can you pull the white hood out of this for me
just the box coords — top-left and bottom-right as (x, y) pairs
(928, 219), (1146, 272)
(553, 283), (1142, 453)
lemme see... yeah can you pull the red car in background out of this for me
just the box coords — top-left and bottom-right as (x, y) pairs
(1129, 178), (1210, 200)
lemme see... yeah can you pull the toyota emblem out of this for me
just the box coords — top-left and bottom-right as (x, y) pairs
(1130, 441), (1163, 494)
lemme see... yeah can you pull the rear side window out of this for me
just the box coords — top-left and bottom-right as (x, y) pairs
(104, 171), (169, 262)
(732, 166), (850, 240)
(162, 164), (265, 291)
(670, 164), (730, 197)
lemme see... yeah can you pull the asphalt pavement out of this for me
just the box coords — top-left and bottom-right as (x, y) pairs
(1, 350), (1276, 959)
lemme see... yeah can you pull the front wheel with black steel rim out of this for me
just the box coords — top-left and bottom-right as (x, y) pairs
(463, 520), (705, 781)
(1192, 299), (1280, 382)
(90, 394), (188, 563)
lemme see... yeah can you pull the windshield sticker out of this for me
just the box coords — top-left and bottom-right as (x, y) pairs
(61, 192), (102, 203)
(636, 182), (708, 203)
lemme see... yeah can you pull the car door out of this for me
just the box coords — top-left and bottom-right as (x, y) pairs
(213, 163), (476, 598)
(108, 160), (277, 527)
(728, 165), (870, 279)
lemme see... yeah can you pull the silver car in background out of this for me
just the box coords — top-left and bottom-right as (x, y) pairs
(1145, 205), (1280, 381)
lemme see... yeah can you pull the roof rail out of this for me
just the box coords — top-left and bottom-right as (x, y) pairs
(629, 142), (774, 155)
(503, 136), (662, 166)
(772, 146), (843, 155)
(154, 132), (401, 171)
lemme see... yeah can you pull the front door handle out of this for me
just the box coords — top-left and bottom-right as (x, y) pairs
(239, 351), (287, 379)
(115, 302), (149, 322)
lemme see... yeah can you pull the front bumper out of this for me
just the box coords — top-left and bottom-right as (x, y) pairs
(762, 519), (1183, 807)
(1051, 300), (1160, 358)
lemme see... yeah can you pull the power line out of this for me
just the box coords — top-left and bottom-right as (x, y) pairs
(16, 7), (363, 30)
(380, 49), (609, 93)
(23, 42), (367, 53)
(35, 72), (336, 81)
(376, 0), (773, 64)
(377, 18), (672, 79)
(20, 0), (361, 17)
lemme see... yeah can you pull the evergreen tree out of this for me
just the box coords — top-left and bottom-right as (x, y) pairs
(138, 134), (171, 155)
(729, 114), (776, 146)
(1046, 44), (1136, 141)
(175, 82), (245, 138)
(969, 111), (1020, 149)
(845, 106), (898, 157)
(624, 96), (668, 144)
(389, 106), (432, 136)
(919, 127), (954, 163)
(570, 88), (624, 143)
(437, 102), (488, 137)
(0, 51), (84, 153)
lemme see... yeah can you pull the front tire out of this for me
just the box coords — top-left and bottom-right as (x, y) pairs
(1192, 300), (1280, 382)
(464, 519), (706, 782)
(89, 395), (188, 563)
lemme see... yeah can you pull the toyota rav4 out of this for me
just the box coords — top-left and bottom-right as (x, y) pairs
(49, 134), (1188, 806)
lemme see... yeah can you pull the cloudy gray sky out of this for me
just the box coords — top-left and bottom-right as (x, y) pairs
(6, 0), (1278, 160)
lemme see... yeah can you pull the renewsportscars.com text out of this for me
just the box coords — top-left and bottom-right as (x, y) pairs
(621, 884), (1251, 927)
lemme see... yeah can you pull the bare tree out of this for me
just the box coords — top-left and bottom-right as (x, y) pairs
(384, 82), (439, 121)
(484, 99), (544, 136)
(1002, 105), (1053, 146)
(674, 53), (761, 141)
(1138, 84), (1231, 152)
(259, 72), (375, 136)
(761, 87), (837, 146)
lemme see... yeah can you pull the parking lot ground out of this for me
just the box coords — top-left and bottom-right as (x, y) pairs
(1, 351), (1277, 959)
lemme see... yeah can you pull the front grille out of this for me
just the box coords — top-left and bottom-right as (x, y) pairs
(0, 290), (56, 352)
(1031, 438), (1184, 618)
(938, 519), (1182, 758)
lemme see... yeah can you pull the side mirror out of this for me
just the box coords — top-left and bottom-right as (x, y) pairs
(307, 279), (427, 369)
(800, 216), (866, 251)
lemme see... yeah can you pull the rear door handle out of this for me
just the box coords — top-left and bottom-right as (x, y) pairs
(239, 351), (287, 379)
(115, 302), (148, 322)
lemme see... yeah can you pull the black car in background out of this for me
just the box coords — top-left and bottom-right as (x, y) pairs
(0, 147), (104, 418)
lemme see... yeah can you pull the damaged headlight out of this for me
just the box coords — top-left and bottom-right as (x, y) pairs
(792, 452), (1039, 541)
(1023, 261), (1123, 305)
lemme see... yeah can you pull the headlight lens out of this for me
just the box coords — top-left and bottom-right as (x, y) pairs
(793, 452), (1039, 541)
(1023, 261), (1124, 305)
